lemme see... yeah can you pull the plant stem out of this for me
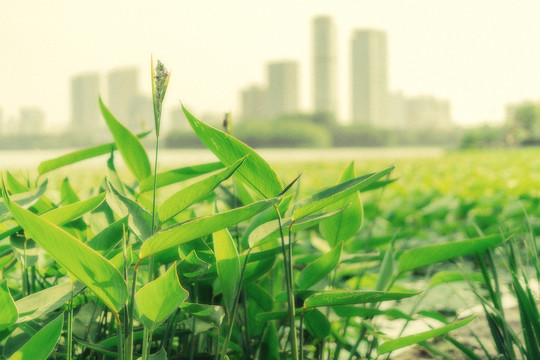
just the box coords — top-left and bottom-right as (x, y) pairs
(274, 205), (299, 360)
(115, 312), (124, 360)
(67, 286), (74, 360)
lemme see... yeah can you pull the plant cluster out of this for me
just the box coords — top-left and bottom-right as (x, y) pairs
(0, 60), (537, 360)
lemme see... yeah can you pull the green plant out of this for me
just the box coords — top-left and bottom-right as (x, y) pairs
(0, 59), (506, 360)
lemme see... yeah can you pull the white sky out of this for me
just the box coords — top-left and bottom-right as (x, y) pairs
(2, 0), (540, 130)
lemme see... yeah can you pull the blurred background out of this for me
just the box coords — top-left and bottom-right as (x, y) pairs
(1, 0), (540, 149)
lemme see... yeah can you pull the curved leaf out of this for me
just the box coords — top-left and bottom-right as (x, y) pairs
(139, 162), (224, 192)
(0, 280), (17, 330)
(304, 290), (419, 309)
(135, 265), (188, 331)
(140, 198), (278, 258)
(8, 313), (64, 360)
(3, 186), (128, 312)
(38, 131), (151, 175)
(296, 243), (342, 290)
(319, 161), (363, 246)
(214, 228), (240, 315)
(293, 166), (393, 221)
(158, 157), (246, 223)
(99, 97), (151, 181)
(398, 234), (504, 273)
(378, 316), (476, 354)
(183, 105), (283, 198)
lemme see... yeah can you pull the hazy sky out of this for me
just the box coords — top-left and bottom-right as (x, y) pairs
(2, 0), (540, 130)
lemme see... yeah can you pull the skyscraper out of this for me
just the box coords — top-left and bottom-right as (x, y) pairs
(351, 29), (388, 125)
(312, 16), (337, 117)
(240, 84), (268, 120)
(71, 72), (100, 131)
(108, 67), (139, 129)
(266, 61), (300, 118)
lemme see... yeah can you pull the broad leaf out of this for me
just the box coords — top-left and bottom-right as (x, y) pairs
(293, 166), (394, 220)
(135, 265), (188, 331)
(106, 181), (152, 241)
(158, 157), (246, 223)
(296, 243), (342, 290)
(7, 313), (64, 360)
(99, 97), (151, 181)
(319, 161), (363, 246)
(213, 228), (240, 315)
(0, 280), (17, 330)
(16, 281), (85, 323)
(378, 316), (476, 354)
(398, 235), (504, 273)
(139, 162), (224, 192)
(183, 105), (283, 198)
(304, 290), (419, 308)
(37, 131), (151, 175)
(180, 303), (225, 327)
(3, 187), (128, 312)
(140, 198), (278, 258)
(0, 181), (48, 222)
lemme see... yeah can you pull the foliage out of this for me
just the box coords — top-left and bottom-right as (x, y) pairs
(0, 61), (532, 360)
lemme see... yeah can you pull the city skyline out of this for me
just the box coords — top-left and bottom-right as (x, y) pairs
(2, 1), (540, 129)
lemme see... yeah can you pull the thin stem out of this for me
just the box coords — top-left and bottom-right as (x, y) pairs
(274, 205), (299, 360)
(67, 286), (74, 360)
(115, 312), (124, 360)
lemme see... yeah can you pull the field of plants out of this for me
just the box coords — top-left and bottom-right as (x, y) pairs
(0, 61), (538, 360)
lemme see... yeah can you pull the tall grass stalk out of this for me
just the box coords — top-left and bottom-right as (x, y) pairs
(274, 205), (299, 360)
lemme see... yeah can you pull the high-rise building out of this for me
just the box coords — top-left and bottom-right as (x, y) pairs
(351, 29), (388, 125)
(108, 67), (139, 129)
(312, 16), (337, 117)
(19, 107), (46, 135)
(266, 61), (300, 118)
(71, 72), (101, 132)
(240, 84), (268, 120)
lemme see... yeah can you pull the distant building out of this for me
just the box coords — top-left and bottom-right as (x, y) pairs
(71, 72), (101, 132)
(0, 109), (3, 135)
(351, 29), (388, 126)
(266, 60), (300, 118)
(406, 95), (452, 129)
(312, 16), (338, 117)
(19, 107), (46, 135)
(387, 91), (408, 129)
(169, 107), (188, 131)
(240, 84), (268, 120)
(108, 67), (140, 129)
(128, 94), (153, 133)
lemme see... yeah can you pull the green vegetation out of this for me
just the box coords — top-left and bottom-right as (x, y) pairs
(0, 61), (538, 360)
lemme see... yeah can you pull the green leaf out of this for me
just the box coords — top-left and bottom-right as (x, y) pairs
(183, 105), (283, 198)
(60, 177), (81, 204)
(135, 265), (188, 331)
(260, 322), (280, 360)
(213, 228), (240, 315)
(304, 309), (331, 339)
(319, 161), (363, 246)
(248, 208), (345, 248)
(3, 187), (128, 313)
(0, 280), (17, 330)
(378, 316), (476, 354)
(149, 348), (168, 360)
(86, 216), (128, 254)
(296, 243), (342, 290)
(304, 290), (419, 309)
(158, 157), (246, 223)
(139, 162), (224, 192)
(106, 181), (152, 241)
(293, 166), (394, 221)
(429, 271), (484, 287)
(180, 303), (225, 327)
(43, 193), (106, 225)
(7, 313), (64, 360)
(0, 181), (48, 222)
(99, 97), (151, 181)
(37, 131), (151, 175)
(398, 235), (504, 273)
(16, 281), (85, 323)
(375, 242), (395, 291)
(140, 198), (278, 258)
(333, 305), (413, 320)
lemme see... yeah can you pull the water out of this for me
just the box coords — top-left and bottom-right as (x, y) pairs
(0, 147), (444, 171)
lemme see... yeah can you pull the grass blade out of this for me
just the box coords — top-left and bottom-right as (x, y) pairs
(7, 313), (64, 360)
